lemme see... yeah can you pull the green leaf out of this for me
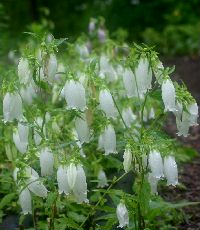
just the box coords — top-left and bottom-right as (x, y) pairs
(0, 193), (16, 209)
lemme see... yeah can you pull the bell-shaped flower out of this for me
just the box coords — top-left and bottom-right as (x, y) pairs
(162, 79), (176, 112)
(34, 117), (44, 146)
(187, 102), (198, 126)
(39, 147), (54, 176)
(25, 167), (48, 198)
(123, 147), (132, 172)
(57, 165), (70, 195)
(116, 202), (129, 228)
(18, 58), (33, 85)
(75, 114), (90, 144)
(67, 163), (78, 190)
(99, 89), (117, 118)
(13, 122), (29, 154)
(20, 82), (36, 105)
(97, 134), (104, 151)
(134, 58), (152, 96)
(122, 68), (137, 98)
(122, 107), (136, 128)
(99, 55), (117, 82)
(46, 53), (57, 83)
(148, 173), (159, 195)
(149, 150), (164, 179)
(3, 92), (23, 122)
(149, 107), (155, 119)
(102, 124), (117, 155)
(73, 164), (88, 203)
(164, 156), (178, 186)
(76, 44), (89, 60)
(71, 129), (85, 157)
(89, 20), (95, 34)
(97, 169), (108, 188)
(19, 187), (32, 215)
(64, 80), (87, 111)
(98, 28), (106, 43)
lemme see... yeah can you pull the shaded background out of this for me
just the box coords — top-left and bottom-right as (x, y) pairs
(0, 0), (200, 56)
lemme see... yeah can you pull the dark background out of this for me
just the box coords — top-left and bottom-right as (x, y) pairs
(0, 0), (199, 56)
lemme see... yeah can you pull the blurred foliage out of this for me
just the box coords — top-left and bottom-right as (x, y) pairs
(0, 0), (200, 56)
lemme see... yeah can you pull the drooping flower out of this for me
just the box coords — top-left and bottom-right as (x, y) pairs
(73, 164), (88, 203)
(25, 167), (48, 198)
(149, 150), (164, 179)
(67, 163), (78, 190)
(46, 53), (57, 83)
(18, 58), (33, 85)
(99, 55), (117, 82)
(88, 20), (96, 34)
(97, 133), (104, 151)
(97, 169), (108, 188)
(134, 58), (152, 96)
(3, 92), (23, 122)
(64, 80), (87, 111)
(20, 82), (36, 105)
(122, 68), (137, 98)
(122, 107), (136, 128)
(57, 163), (88, 203)
(19, 187), (32, 215)
(102, 124), (117, 155)
(164, 156), (178, 186)
(57, 165), (70, 195)
(39, 147), (54, 176)
(99, 89), (117, 118)
(148, 173), (159, 195)
(175, 102), (198, 137)
(116, 202), (129, 228)
(98, 28), (106, 43)
(123, 147), (132, 172)
(75, 114), (90, 144)
(161, 79), (176, 112)
(34, 117), (45, 146)
(13, 122), (29, 154)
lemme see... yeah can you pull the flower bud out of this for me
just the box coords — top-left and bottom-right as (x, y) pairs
(39, 147), (54, 176)
(64, 80), (87, 111)
(149, 150), (164, 179)
(99, 89), (117, 118)
(102, 124), (117, 155)
(123, 147), (132, 172)
(3, 92), (23, 122)
(57, 165), (70, 195)
(162, 79), (176, 112)
(97, 170), (108, 188)
(75, 114), (90, 144)
(116, 202), (129, 228)
(122, 107), (136, 128)
(164, 156), (178, 186)
(18, 58), (33, 85)
(19, 188), (32, 215)
(148, 173), (159, 195)
(122, 68), (137, 98)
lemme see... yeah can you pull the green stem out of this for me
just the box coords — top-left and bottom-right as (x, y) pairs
(80, 172), (128, 228)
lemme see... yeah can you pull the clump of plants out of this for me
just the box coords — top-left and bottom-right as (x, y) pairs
(1, 19), (198, 230)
